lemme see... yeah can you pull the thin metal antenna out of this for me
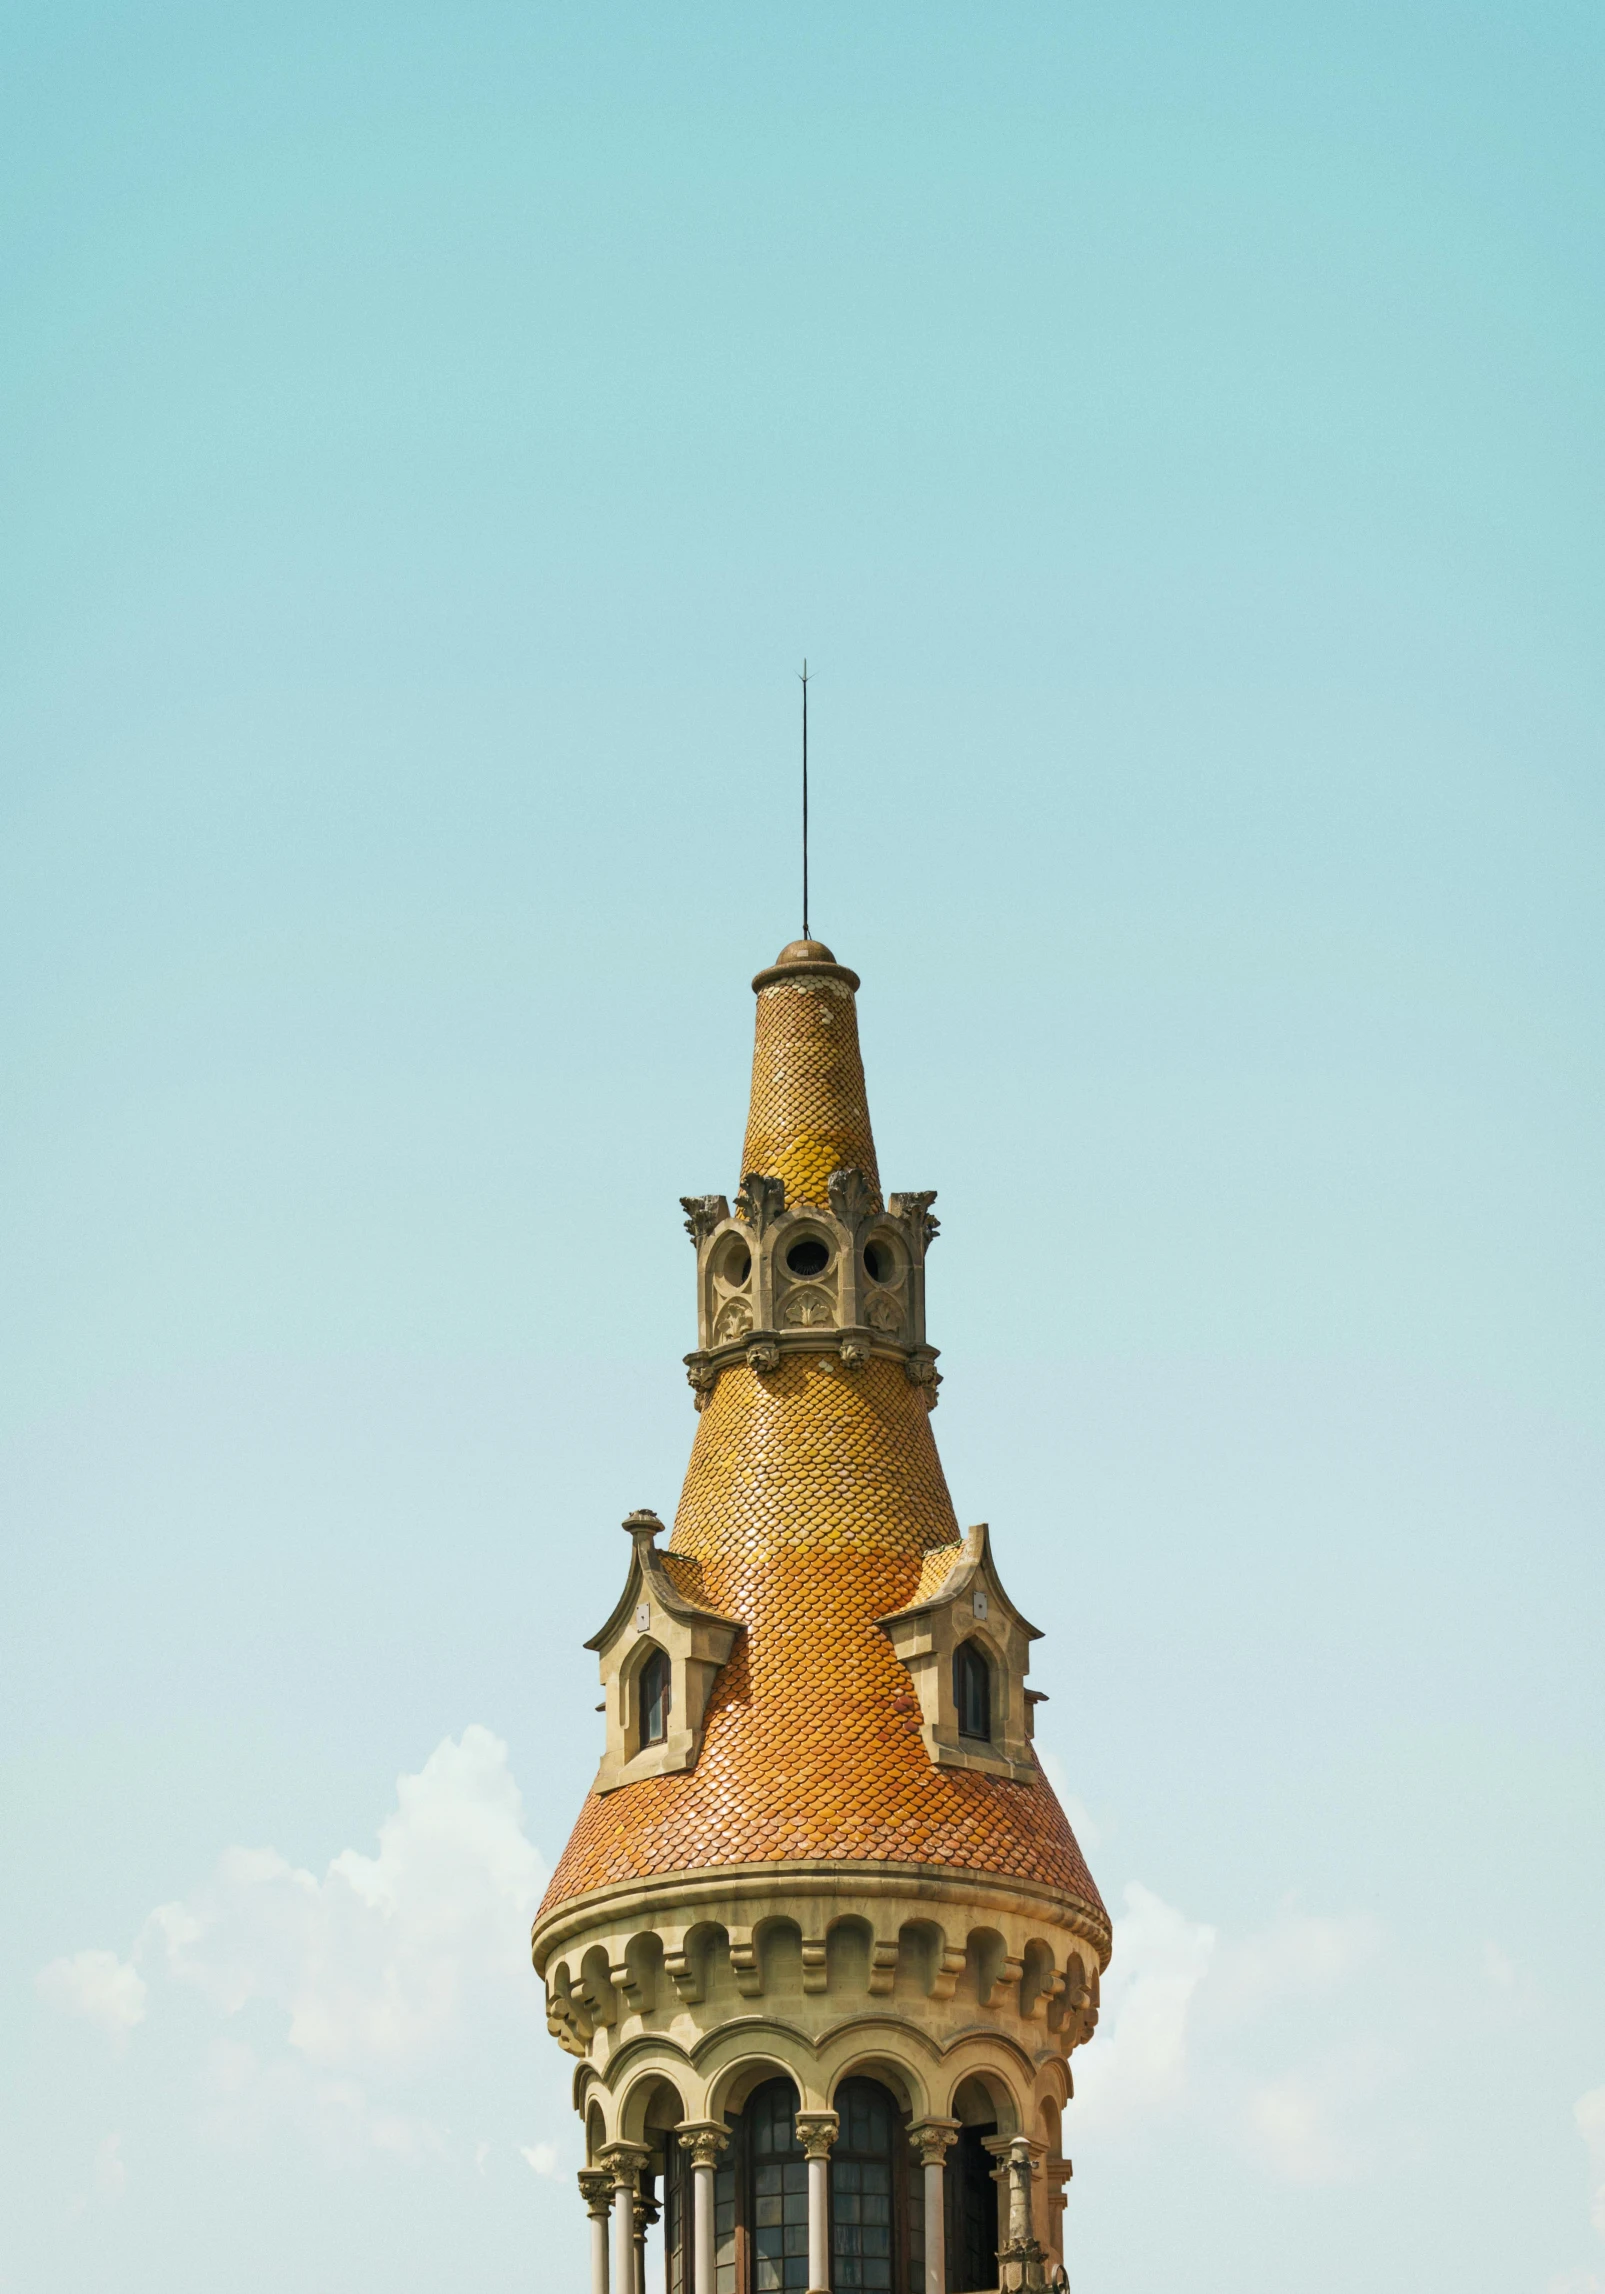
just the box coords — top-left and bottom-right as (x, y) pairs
(799, 659), (811, 939)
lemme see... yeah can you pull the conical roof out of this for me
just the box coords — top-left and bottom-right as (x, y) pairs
(541, 943), (1104, 1923)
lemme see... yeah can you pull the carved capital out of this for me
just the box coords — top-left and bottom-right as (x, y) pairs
(735, 1172), (786, 1232)
(577, 2168), (613, 2221)
(598, 2140), (652, 2192)
(681, 1194), (730, 1245)
(793, 2110), (839, 2161)
(907, 2118), (960, 2170)
(828, 1165), (877, 1224)
(745, 1336), (781, 1373)
(677, 2120), (730, 2172)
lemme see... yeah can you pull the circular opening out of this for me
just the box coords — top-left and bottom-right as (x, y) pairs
(785, 1235), (830, 1278)
(720, 1244), (751, 1287)
(863, 1239), (895, 1285)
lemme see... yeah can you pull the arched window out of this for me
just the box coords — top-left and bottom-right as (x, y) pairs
(639, 1647), (671, 1747)
(953, 1640), (991, 1743)
(830, 2077), (921, 2293)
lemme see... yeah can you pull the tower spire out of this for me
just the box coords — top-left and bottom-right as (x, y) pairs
(799, 658), (810, 941)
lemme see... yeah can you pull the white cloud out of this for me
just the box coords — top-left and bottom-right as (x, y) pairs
(1577, 2087), (1605, 2239)
(37, 1726), (550, 2169)
(1076, 1883), (1399, 2186)
(1236, 2039), (1401, 2186)
(145, 1724), (546, 2078)
(1074, 1881), (1217, 2124)
(521, 2141), (560, 2177)
(36, 1948), (147, 2041)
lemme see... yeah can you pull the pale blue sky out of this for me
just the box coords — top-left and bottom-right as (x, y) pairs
(2, 3), (1602, 2291)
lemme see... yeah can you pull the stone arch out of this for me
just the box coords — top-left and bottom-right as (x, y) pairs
(577, 1944), (618, 2028)
(1020, 1936), (1057, 2021)
(946, 2064), (1022, 2137)
(963, 1925), (1009, 2007)
(620, 1928), (664, 2015)
(619, 2067), (690, 2147)
(823, 2043), (930, 2124)
(704, 2036), (814, 2122)
(585, 2098), (608, 2160)
(894, 1917), (943, 2000)
(825, 1913), (873, 1994)
(755, 1914), (803, 1995)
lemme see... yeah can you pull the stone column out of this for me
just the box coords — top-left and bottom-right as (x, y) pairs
(599, 2144), (650, 2294)
(677, 2123), (729, 2294)
(794, 2110), (840, 2294)
(991, 2137), (1049, 2294)
(1046, 2158), (1073, 2282)
(633, 2187), (659, 2294)
(578, 2169), (613, 2294)
(907, 2120), (959, 2294)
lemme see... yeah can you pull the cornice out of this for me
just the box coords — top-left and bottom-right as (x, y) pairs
(531, 1855), (1112, 1973)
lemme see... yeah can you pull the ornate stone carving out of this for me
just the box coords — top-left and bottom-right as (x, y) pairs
(577, 2168), (613, 2221)
(828, 1165), (876, 1224)
(684, 1354), (718, 1403)
(782, 1287), (833, 1329)
(745, 1337), (780, 1373)
(904, 1351), (940, 1390)
(907, 2120), (960, 2171)
(839, 1333), (871, 1370)
(865, 1292), (903, 1333)
(598, 2139), (652, 2191)
(793, 2110), (839, 2162)
(713, 1298), (753, 1345)
(677, 2122), (729, 2171)
(734, 1172), (786, 1232)
(680, 1194), (730, 1245)
(890, 1190), (940, 1252)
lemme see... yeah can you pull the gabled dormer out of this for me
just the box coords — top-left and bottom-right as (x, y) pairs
(877, 1522), (1042, 1785)
(586, 1510), (741, 1794)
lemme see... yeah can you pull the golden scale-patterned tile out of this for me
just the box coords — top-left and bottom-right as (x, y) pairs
(741, 963), (881, 1213)
(540, 950), (1105, 1927)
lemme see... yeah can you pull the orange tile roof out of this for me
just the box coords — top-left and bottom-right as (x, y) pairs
(540, 945), (1104, 1931)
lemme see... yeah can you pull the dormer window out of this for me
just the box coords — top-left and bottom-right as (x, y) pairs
(639, 1646), (671, 1746)
(954, 1639), (992, 1742)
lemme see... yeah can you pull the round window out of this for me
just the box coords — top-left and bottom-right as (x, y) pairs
(863, 1239), (895, 1285)
(721, 1243), (751, 1286)
(785, 1235), (830, 1278)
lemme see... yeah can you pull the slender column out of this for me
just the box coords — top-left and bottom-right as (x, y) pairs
(907, 2121), (960, 2294)
(794, 2111), (839, 2294)
(677, 2123), (729, 2294)
(633, 2189), (658, 2294)
(599, 2144), (650, 2294)
(578, 2170), (613, 2294)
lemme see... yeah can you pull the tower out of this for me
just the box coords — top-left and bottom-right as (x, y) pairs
(533, 939), (1109, 2294)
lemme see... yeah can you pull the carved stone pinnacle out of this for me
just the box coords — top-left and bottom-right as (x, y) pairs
(681, 1194), (730, 1245)
(734, 1172), (786, 1233)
